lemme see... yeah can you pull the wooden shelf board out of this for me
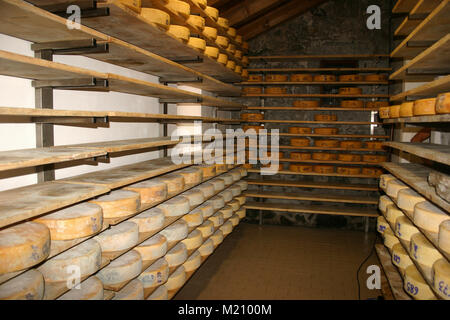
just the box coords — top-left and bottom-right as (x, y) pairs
(393, 0), (418, 13)
(245, 191), (378, 204)
(242, 120), (382, 125)
(239, 81), (389, 85)
(383, 142), (450, 166)
(244, 94), (390, 98)
(246, 179), (379, 191)
(383, 113), (450, 124)
(245, 106), (380, 112)
(248, 68), (391, 73)
(249, 158), (382, 166)
(390, 75), (450, 101)
(244, 201), (379, 217)
(248, 54), (390, 61)
(248, 133), (390, 139)
(394, 0), (442, 37)
(250, 145), (387, 152)
(247, 169), (380, 179)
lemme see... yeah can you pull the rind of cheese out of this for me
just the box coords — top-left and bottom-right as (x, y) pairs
(314, 114), (337, 122)
(265, 87), (287, 94)
(209, 212), (224, 228)
(187, 15), (205, 30)
(337, 154), (362, 162)
(205, 46), (219, 59)
(392, 243), (413, 275)
(242, 87), (261, 94)
(266, 74), (288, 82)
(395, 216), (419, 242)
(134, 234), (167, 262)
(439, 220), (450, 253)
(157, 196), (190, 217)
(362, 154), (387, 163)
(236, 208), (246, 220)
(208, 196), (225, 210)
(291, 138), (310, 147)
(138, 258), (169, 289)
(196, 182), (215, 198)
(229, 214), (240, 227)
(166, 243), (188, 269)
(220, 221), (233, 236)
(379, 107), (390, 119)
(241, 113), (264, 121)
(155, 173), (185, 197)
(339, 74), (364, 82)
(180, 189), (205, 209)
(38, 239), (101, 282)
(165, 0), (190, 19)
(198, 239), (214, 257)
(339, 87), (362, 95)
(219, 205), (234, 218)
(413, 98), (436, 116)
(203, 26), (217, 40)
(377, 216), (390, 234)
(289, 127), (312, 134)
(336, 166), (361, 175)
(94, 221), (139, 252)
(399, 102), (414, 117)
(182, 209), (204, 228)
(289, 164), (313, 173)
(341, 100), (364, 108)
(218, 190), (233, 202)
(313, 152), (337, 161)
(124, 179), (167, 205)
(147, 284), (168, 300)
(140, 8), (170, 30)
(112, 279), (144, 300)
(0, 269), (44, 300)
(182, 230), (203, 252)
(197, 203), (214, 219)
(291, 74), (313, 82)
(365, 74), (387, 82)
(187, 37), (206, 51)
(211, 230), (224, 247)
(220, 174), (234, 187)
(293, 100), (320, 108)
(196, 164), (216, 180)
(436, 92), (450, 114)
(97, 250), (142, 286)
(314, 127), (339, 135)
(366, 101), (389, 109)
(227, 27), (236, 37)
(386, 179), (409, 200)
(365, 141), (383, 149)
(379, 195), (394, 214)
(229, 185), (242, 197)
(379, 174), (396, 191)
(389, 105), (401, 118)
(404, 265), (436, 300)
(313, 165), (335, 174)
(340, 140), (363, 149)
(166, 266), (186, 291)
(235, 65), (242, 74)
(130, 207), (165, 233)
(183, 251), (201, 273)
(159, 221), (188, 244)
(361, 167), (383, 177)
(410, 233), (443, 279)
(314, 139), (339, 148)
(58, 276), (103, 300)
(386, 204), (404, 225)
(205, 6), (218, 20)
(215, 36), (229, 48)
(229, 169), (243, 181)
(89, 190), (140, 219)
(0, 222), (50, 274)
(226, 60), (236, 70)
(397, 189), (426, 217)
(197, 220), (215, 239)
(383, 228), (400, 251)
(34, 202), (103, 240)
(236, 180), (248, 192)
(248, 75), (263, 82)
(167, 25), (190, 42)
(432, 259), (450, 300)
(217, 17), (229, 29)
(313, 75), (336, 82)
(290, 152), (312, 160)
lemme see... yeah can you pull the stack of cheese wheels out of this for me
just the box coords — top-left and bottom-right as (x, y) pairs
(289, 127), (312, 134)
(130, 207), (165, 235)
(362, 167), (383, 177)
(428, 171), (450, 202)
(396, 189), (425, 218)
(386, 205), (404, 226)
(34, 203), (102, 241)
(203, 26), (217, 40)
(339, 87), (363, 95)
(340, 140), (362, 149)
(134, 234), (168, 265)
(226, 60), (235, 70)
(399, 102), (414, 117)
(159, 221), (188, 247)
(165, 0), (190, 18)
(436, 92), (450, 114)
(432, 259), (450, 300)
(377, 216), (390, 234)
(187, 37), (206, 52)
(243, 125), (264, 133)
(314, 75), (336, 82)
(165, 243), (188, 273)
(290, 152), (312, 160)
(379, 174), (396, 192)
(140, 8), (170, 30)
(293, 100), (320, 108)
(414, 98), (436, 116)
(291, 138), (310, 147)
(341, 100), (364, 108)
(440, 220), (450, 254)
(155, 173), (185, 197)
(389, 105), (401, 118)
(241, 112), (264, 121)
(181, 229), (203, 255)
(410, 233), (443, 280)
(147, 284), (168, 300)
(0, 269), (45, 300)
(395, 216), (419, 245)
(314, 114), (337, 121)
(383, 228), (400, 252)
(315, 139), (339, 148)
(265, 87), (287, 94)
(266, 74), (288, 82)
(167, 25), (190, 43)
(379, 107), (390, 119)
(379, 195), (394, 215)
(217, 53), (228, 65)
(204, 46), (219, 59)
(113, 279), (144, 300)
(365, 74), (388, 82)
(391, 243), (413, 276)
(58, 276), (104, 300)
(339, 74), (364, 82)
(180, 189), (204, 209)
(365, 141), (383, 149)
(215, 35), (229, 48)
(124, 179), (168, 206)
(366, 101), (389, 109)
(313, 165), (334, 174)
(337, 166), (361, 175)
(289, 164), (313, 173)
(197, 220), (215, 240)
(242, 87), (262, 94)
(413, 201), (449, 235)
(211, 230), (224, 248)
(187, 15), (205, 30)
(97, 250), (142, 289)
(227, 27), (236, 37)
(291, 74), (313, 82)
(248, 75), (263, 82)
(362, 154), (387, 163)
(386, 179), (409, 201)
(314, 127), (338, 135)
(338, 153), (362, 162)
(90, 190), (140, 220)
(312, 152), (337, 161)
(404, 265), (437, 300)
(196, 182), (215, 198)
(95, 221), (139, 253)
(157, 196), (190, 217)
(182, 209), (204, 231)
(138, 258), (169, 297)
(183, 251), (202, 278)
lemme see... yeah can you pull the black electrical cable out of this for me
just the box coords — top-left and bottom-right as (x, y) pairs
(356, 232), (379, 300)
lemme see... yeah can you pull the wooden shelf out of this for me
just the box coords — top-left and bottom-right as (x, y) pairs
(383, 142), (450, 166)
(381, 162), (450, 212)
(239, 81), (389, 85)
(390, 34), (450, 81)
(383, 113), (450, 124)
(246, 179), (379, 191)
(251, 145), (387, 153)
(247, 169), (380, 179)
(248, 68), (391, 73)
(393, 0), (418, 13)
(243, 120), (382, 125)
(244, 94), (390, 99)
(249, 158), (383, 166)
(245, 106), (380, 112)
(248, 55), (390, 61)
(391, 1), (450, 58)
(244, 201), (379, 217)
(394, 0), (442, 37)
(249, 133), (390, 139)
(245, 191), (378, 204)
(390, 75), (450, 102)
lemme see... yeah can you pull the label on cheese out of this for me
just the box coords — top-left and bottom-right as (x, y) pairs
(413, 98), (436, 116)
(167, 25), (190, 42)
(166, 243), (188, 269)
(436, 92), (450, 114)
(377, 216), (390, 234)
(397, 189), (425, 216)
(157, 196), (190, 217)
(58, 276), (103, 300)
(95, 221), (139, 252)
(138, 258), (169, 289)
(386, 179), (409, 200)
(404, 265), (437, 300)
(112, 279), (144, 300)
(140, 8), (170, 30)
(159, 221), (188, 244)
(90, 190), (140, 219)
(134, 234), (168, 262)
(439, 220), (450, 253)
(124, 179), (167, 205)
(410, 233), (443, 278)
(432, 259), (450, 300)
(130, 208), (165, 234)
(0, 269), (44, 300)
(379, 195), (394, 214)
(97, 250), (142, 286)
(395, 216), (419, 242)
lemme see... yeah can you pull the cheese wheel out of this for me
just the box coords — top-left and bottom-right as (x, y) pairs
(436, 92), (450, 114)
(383, 229), (400, 251)
(291, 138), (310, 147)
(90, 190), (140, 219)
(138, 258), (169, 290)
(229, 185), (242, 197)
(404, 265), (436, 300)
(396, 189), (425, 217)
(167, 25), (190, 42)
(203, 26), (217, 40)
(187, 15), (205, 30)
(38, 239), (101, 282)
(112, 279), (144, 300)
(410, 233), (443, 280)
(181, 209), (204, 228)
(291, 74), (313, 82)
(134, 234), (167, 262)
(157, 196), (190, 217)
(379, 107), (390, 119)
(377, 216), (390, 234)
(386, 179), (409, 200)
(241, 113), (264, 121)
(183, 251), (201, 274)
(293, 100), (320, 108)
(236, 208), (246, 220)
(414, 98), (436, 116)
(366, 101), (389, 109)
(266, 74), (288, 82)
(428, 171), (450, 202)
(361, 167), (383, 177)
(165, 0), (190, 18)
(0, 269), (44, 300)
(341, 100), (364, 108)
(365, 141), (383, 149)
(313, 152), (337, 161)
(140, 8), (170, 30)
(227, 27), (236, 37)
(289, 127), (312, 134)
(166, 266), (186, 294)
(196, 182), (215, 198)
(124, 179), (167, 206)
(191, 0), (207, 8)
(226, 44), (236, 55)
(211, 230), (224, 248)
(147, 284), (168, 300)
(290, 152), (312, 160)
(379, 195), (394, 214)
(97, 250), (142, 286)
(338, 154), (361, 162)
(389, 105), (401, 118)
(0, 222), (50, 274)
(215, 36), (229, 48)
(236, 180), (248, 192)
(365, 74), (388, 82)
(130, 208), (165, 234)
(242, 41), (249, 50)
(220, 174), (234, 187)
(314, 127), (339, 135)
(313, 165), (334, 174)
(217, 53), (228, 65)
(166, 243), (188, 271)
(159, 221), (188, 244)
(314, 75), (336, 82)
(220, 205), (234, 218)
(336, 166), (361, 175)
(399, 102), (414, 117)
(392, 243), (413, 275)
(220, 221), (233, 236)
(433, 259), (450, 300)
(413, 201), (449, 234)
(197, 220), (215, 239)
(242, 87), (262, 95)
(229, 214), (240, 227)
(236, 35), (243, 44)
(362, 154), (387, 163)
(208, 196), (225, 210)
(235, 50), (243, 59)
(395, 216), (419, 242)
(187, 37), (206, 51)
(156, 173), (185, 197)
(243, 125), (264, 133)
(197, 203), (214, 221)
(289, 164), (313, 173)
(340, 140), (363, 149)
(197, 164), (216, 180)
(339, 74), (364, 82)
(180, 189), (204, 209)
(95, 221), (139, 253)
(204, 46), (219, 59)
(339, 87), (362, 95)
(226, 60), (236, 70)
(439, 220), (450, 253)
(386, 204), (404, 226)
(182, 230), (203, 252)
(198, 239), (214, 258)
(230, 168), (243, 180)
(217, 17), (229, 28)
(265, 87), (287, 94)
(119, 0), (141, 12)
(380, 174), (396, 191)
(205, 6), (218, 20)
(209, 212), (224, 228)
(209, 178), (225, 192)
(248, 75), (263, 82)
(314, 114), (337, 122)
(315, 140), (339, 148)
(58, 276), (103, 300)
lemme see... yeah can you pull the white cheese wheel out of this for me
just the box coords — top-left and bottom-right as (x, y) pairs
(209, 212), (224, 228)
(188, 37), (206, 51)
(165, 0), (190, 18)
(183, 251), (201, 273)
(229, 185), (242, 198)
(219, 205), (234, 219)
(187, 15), (205, 30)
(124, 179), (168, 206)
(229, 214), (240, 227)
(197, 202), (214, 219)
(386, 179), (409, 201)
(229, 170), (241, 182)
(379, 195), (394, 214)
(178, 167), (203, 185)
(198, 239), (214, 257)
(380, 174), (396, 191)
(130, 208), (165, 233)
(439, 220), (450, 253)
(94, 221), (139, 252)
(210, 178), (225, 192)
(235, 195), (246, 206)
(154, 173), (185, 197)
(208, 196), (225, 210)
(197, 220), (214, 239)
(182, 209), (204, 228)
(0, 222), (50, 274)
(138, 258), (169, 290)
(180, 189), (205, 209)
(383, 229), (400, 251)
(395, 216), (419, 242)
(410, 233), (443, 280)
(58, 276), (103, 300)
(397, 189), (426, 217)
(140, 8), (170, 30)
(211, 230), (224, 247)
(236, 180), (248, 192)
(218, 190), (233, 202)
(377, 216), (390, 234)
(147, 284), (168, 300)
(38, 239), (101, 283)
(220, 174), (234, 186)
(96, 250), (142, 286)
(157, 196), (190, 217)
(205, 6), (218, 20)
(392, 243), (413, 275)
(204, 46), (219, 59)
(203, 27), (218, 40)
(413, 201), (449, 234)
(432, 259), (450, 300)
(166, 266), (186, 291)
(112, 279), (144, 300)
(182, 230), (203, 252)
(196, 183), (215, 198)
(404, 265), (436, 300)
(90, 190), (140, 219)
(0, 269), (44, 300)
(165, 243), (188, 270)
(197, 164), (216, 180)
(228, 200), (240, 213)
(386, 205), (404, 225)
(134, 234), (167, 262)
(220, 221), (233, 236)
(159, 221), (188, 244)
(167, 25), (190, 42)
(236, 208), (246, 220)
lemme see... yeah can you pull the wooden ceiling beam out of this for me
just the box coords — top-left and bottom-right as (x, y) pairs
(222, 0), (287, 27)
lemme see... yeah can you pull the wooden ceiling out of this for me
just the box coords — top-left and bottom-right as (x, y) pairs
(208, 0), (328, 40)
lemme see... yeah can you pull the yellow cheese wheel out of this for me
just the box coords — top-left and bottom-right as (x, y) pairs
(383, 228), (400, 251)
(389, 105), (401, 118)
(314, 75), (336, 82)
(340, 140), (363, 149)
(379, 107), (390, 119)
(220, 205), (234, 219)
(235, 50), (243, 59)
(227, 27), (236, 37)
(366, 101), (389, 109)
(191, 0), (207, 9)
(166, 243), (188, 272)
(339, 87), (362, 95)
(197, 220), (215, 239)
(90, 190), (140, 219)
(365, 141), (383, 149)
(236, 208), (246, 220)
(392, 243), (413, 275)
(414, 98), (437, 116)
(314, 127), (339, 135)
(215, 35), (229, 48)
(209, 211), (224, 228)
(380, 174), (396, 191)
(293, 100), (320, 108)
(266, 74), (288, 82)
(220, 174), (234, 187)
(157, 196), (190, 217)
(436, 92), (450, 114)
(399, 102), (414, 117)
(129, 207), (165, 233)
(196, 203), (213, 220)
(386, 204), (404, 225)
(397, 189), (425, 217)
(180, 189), (205, 209)
(58, 276), (103, 300)
(362, 154), (387, 163)
(248, 75), (263, 82)
(181, 209), (204, 228)
(315, 139), (339, 148)
(290, 152), (312, 160)
(377, 216), (390, 234)
(203, 26), (217, 40)
(242, 87), (262, 94)
(226, 60), (236, 70)
(34, 203), (102, 241)
(289, 127), (312, 134)
(361, 167), (383, 177)
(113, 279), (144, 300)
(209, 178), (225, 192)
(0, 269), (44, 300)
(134, 234), (167, 262)
(291, 74), (313, 82)
(341, 100), (364, 108)
(0, 222), (50, 274)
(241, 113), (264, 121)
(204, 46), (219, 59)
(124, 179), (167, 205)
(313, 152), (337, 161)
(291, 138), (310, 147)
(167, 266), (186, 298)
(97, 250), (142, 286)
(236, 35), (243, 44)
(336, 166), (361, 175)
(314, 114), (337, 122)
(243, 125), (264, 132)
(404, 265), (437, 300)
(187, 15), (205, 30)
(218, 189), (232, 202)
(226, 43), (236, 54)
(159, 221), (189, 245)
(165, 0), (190, 19)
(140, 8), (170, 30)
(155, 173), (185, 197)
(147, 284), (168, 300)
(413, 201), (449, 234)
(210, 230), (224, 248)
(265, 87), (287, 94)
(217, 53), (228, 65)
(229, 214), (240, 227)
(138, 258), (169, 290)
(410, 233), (443, 280)
(386, 179), (409, 200)
(220, 221), (233, 236)
(167, 25), (190, 42)
(187, 37), (206, 51)
(365, 74), (388, 82)
(439, 220), (450, 254)
(313, 165), (335, 174)
(337, 154), (362, 162)
(432, 259), (450, 300)
(379, 195), (394, 214)
(183, 250), (201, 275)
(181, 229), (203, 253)
(339, 74), (364, 82)
(205, 6), (218, 20)
(197, 164), (216, 180)
(229, 185), (242, 197)
(95, 221), (139, 252)
(235, 65), (242, 74)
(395, 216), (419, 242)
(217, 17), (229, 29)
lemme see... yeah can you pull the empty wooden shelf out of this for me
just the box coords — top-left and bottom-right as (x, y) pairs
(245, 191), (378, 204)
(247, 169), (380, 179)
(246, 179), (379, 191)
(383, 142), (450, 166)
(390, 75), (450, 101)
(249, 54), (389, 61)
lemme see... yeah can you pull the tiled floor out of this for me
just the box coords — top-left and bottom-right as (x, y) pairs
(175, 223), (382, 300)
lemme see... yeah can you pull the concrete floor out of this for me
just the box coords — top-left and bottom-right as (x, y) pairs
(175, 223), (382, 300)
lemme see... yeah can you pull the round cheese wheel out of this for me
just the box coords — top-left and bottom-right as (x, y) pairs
(166, 243), (188, 271)
(95, 221), (139, 252)
(157, 196), (190, 217)
(209, 178), (225, 192)
(379, 107), (390, 118)
(386, 179), (409, 200)
(155, 173), (185, 197)
(58, 276), (103, 300)
(130, 208), (165, 234)
(196, 182), (215, 198)
(197, 220), (215, 239)
(293, 100), (320, 108)
(229, 185), (242, 198)
(187, 15), (205, 30)
(183, 251), (201, 273)
(385, 203), (403, 225)
(366, 101), (389, 109)
(380, 174), (396, 191)
(289, 127), (312, 134)
(181, 209), (204, 228)
(395, 216), (419, 242)
(289, 164), (313, 173)
(0, 222), (50, 274)
(313, 165), (334, 174)
(229, 214), (240, 227)
(236, 35), (243, 45)
(338, 154), (362, 162)
(291, 74), (313, 82)
(235, 50), (243, 59)
(362, 154), (387, 163)
(97, 250), (142, 286)
(187, 37), (206, 51)
(138, 258), (169, 290)
(226, 60), (236, 70)
(383, 228), (400, 251)
(365, 141), (383, 149)
(226, 43), (236, 55)
(236, 208), (246, 220)
(217, 53), (228, 65)
(0, 269), (44, 300)
(140, 8), (170, 30)
(134, 234), (167, 262)
(236, 180), (248, 192)
(414, 98), (436, 116)
(242, 41), (249, 50)
(341, 100), (364, 108)
(191, 0), (207, 8)
(220, 221), (233, 236)
(336, 166), (361, 175)
(436, 92), (450, 114)
(365, 74), (388, 82)
(314, 127), (339, 135)
(361, 167), (383, 177)
(241, 113), (264, 121)
(339, 74), (364, 82)
(379, 195), (394, 214)
(124, 179), (167, 206)
(392, 243), (413, 275)
(208, 196), (225, 210)
(197, 202), (214, 219)
(243, 125), (264, 133)
(439, 220), (450, 253)
(313, 152), (337, 161)
(230, 168), (244, 179)
(209, 212), (224, 228)
(377, 216), (390, 234)
(211, 230), (224, 248)
(290, 152), (312, 160)
(167, 25), (190, 42)
(220, 174), (234, 187)
(265, 87), (287, 94)
(220, 205), (234, 218)
(217, 17), (229, 28)
(248, 75), (263, 82)
(266, 74), (288, 82)
(90, 190), (140, 219)
(198, 238), (214, 258)
(340, 140), (363, 149)
(314, 75), (336, 82)
(166, 266), (186, 292)
(204, 46), (219, 59)
(413, 201), (449, 234)
(159, 221), (188, 244)
(315, 140), (339, 148)
(119, 0), (141, 12)
(182, 229), (203, 252)
(215, 36), (229, 48)
(112, 279), (144, 300)
(410, 233), (443, 280)
(180, 189), (205, 209)
(147, 284), (168, 300)
(203, 26), (217, 40)
(389, 105), (401, 118)
(314, 114), (337, 122)
(399, 102), (414, 117)
(214, 163), (228, 174)
(291, 138), (310, 147)
(38, 239), (101, 282)
(339, 87), (362, 95)
(227, 27), (236, 37)
(397, 189), (425, 217)
(432, 259), (450, 300)
(165, 0), (190, 18)
(197, 164), (216, 180)
(404, 265), (436, 300)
